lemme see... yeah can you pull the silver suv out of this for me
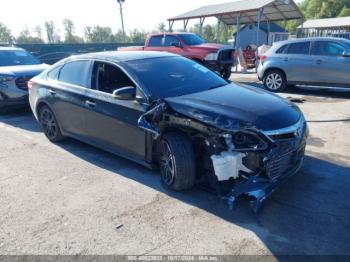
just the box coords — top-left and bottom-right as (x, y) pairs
(257, 37), (350, 92)
(0, 47), (48, 110)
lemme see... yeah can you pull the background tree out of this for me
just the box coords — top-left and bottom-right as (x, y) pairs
(63, 19), (83, 43)
(338, 6), (350, 17)
(84, 26), (115, 43)
(128, 29), (147, 43)
(44, 21), (57, 43)
(0, 22), (13, 44)
(280, 0), (350, 34)
(16, 27), (44, 44)
(33, 25), (44, 42)
(301, 0), (350, 19)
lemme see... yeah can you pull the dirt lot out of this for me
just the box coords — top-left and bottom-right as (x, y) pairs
(0, 79), (349, 256)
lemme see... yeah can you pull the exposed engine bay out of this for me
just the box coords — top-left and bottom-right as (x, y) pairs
(138, 100), (308, 212)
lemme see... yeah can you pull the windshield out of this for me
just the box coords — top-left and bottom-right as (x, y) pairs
(125, 56), (228, 99)
(179, 34), (206, 46)
(0, 50), (41, 67)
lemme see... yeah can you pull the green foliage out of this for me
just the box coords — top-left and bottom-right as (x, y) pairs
(188, 23), (235, 44)
(84, 26), (114, 43)
(16, 27), (44, 44)
(128, 29), (147, 43)
(338, 6), (350, 17)
(63, 19), (82, 43)
(44, 21), (59, 43)
(0, 22), (13, 44)
(301, 0), (350, 19)
(283, 0), (350, 34)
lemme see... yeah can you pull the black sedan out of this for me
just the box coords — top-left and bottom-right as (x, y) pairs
(29, 51), (308, 211)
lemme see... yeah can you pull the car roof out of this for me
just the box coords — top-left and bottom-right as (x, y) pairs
(274, 37), (348, 46)
(64, 51), (178, 63)
(0, 46), (25, 51)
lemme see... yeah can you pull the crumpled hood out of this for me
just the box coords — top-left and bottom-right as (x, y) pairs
(0, 64), (48, 77)
(165, 83), (301, 131)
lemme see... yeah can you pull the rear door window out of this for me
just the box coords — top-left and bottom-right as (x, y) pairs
(149, 36), (164, 47)
(58, 61), (91, 87)
(312, 41), (346, 57)
(164, 36), (181, 47)
(47, 66), (61, 81)
(276, 44), (288, 54)
(286, 42), (310, 55)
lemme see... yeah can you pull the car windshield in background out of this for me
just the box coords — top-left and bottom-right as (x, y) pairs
(179, 34), (206, 46)
(125, 56), (228, 99)
(0, 50), (41, 67)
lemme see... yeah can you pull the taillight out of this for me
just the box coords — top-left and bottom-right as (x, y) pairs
(259, 55), (267, 62)
(27, 80), (33, 90)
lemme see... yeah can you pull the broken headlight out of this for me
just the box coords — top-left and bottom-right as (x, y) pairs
(227, 131), (268, 151)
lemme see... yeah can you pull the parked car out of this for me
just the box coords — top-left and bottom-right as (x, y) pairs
(0, 47), (48, 110)
(257, 37), (350, 92)
(119, 33), (235, 79)
(29, 51), (308, 211)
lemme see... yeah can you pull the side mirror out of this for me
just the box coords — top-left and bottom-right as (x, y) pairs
(112, 86), (136, 100)
(342, 50), (350, 57)
(171, 42), (182, 48)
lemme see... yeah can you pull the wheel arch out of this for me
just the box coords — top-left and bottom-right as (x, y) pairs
(263, 67), (287, 82)
(35, 101), (65, 135)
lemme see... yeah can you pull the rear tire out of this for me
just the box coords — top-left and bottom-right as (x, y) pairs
(263, 70), (287, 92)
(159, 132), (196, 191)
(39, 105), (65, 142)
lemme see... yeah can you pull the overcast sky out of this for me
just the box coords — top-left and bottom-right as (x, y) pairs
(2, 0), (303, 37)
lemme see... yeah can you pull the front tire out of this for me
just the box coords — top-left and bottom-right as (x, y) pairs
(159, 133), (196, 191)
(221, 66), (232, 80)
(39, 105), (65, 142)
(263, 70), (287, 92)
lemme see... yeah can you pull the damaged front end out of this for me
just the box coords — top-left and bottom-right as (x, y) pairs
(138, 100), (308, 213)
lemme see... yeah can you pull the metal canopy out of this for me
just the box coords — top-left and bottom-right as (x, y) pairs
(168, 0), (303, 25)
(298, 17), (350, 29)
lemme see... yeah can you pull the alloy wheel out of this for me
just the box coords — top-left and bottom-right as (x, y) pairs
(40, 108), (58, 140)
(160, 140), (175, 186)
(266, 73), (283, 90)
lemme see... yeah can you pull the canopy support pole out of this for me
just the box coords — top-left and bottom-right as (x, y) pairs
(235, 14), (241, 72)
(183, 19), (189, 31)
(199, 17), (205, 36)
(216, 18), (221, 43)
(267, 20), (271, 45)
(256, 7), (264, 72)
(168, 21), (174, 32)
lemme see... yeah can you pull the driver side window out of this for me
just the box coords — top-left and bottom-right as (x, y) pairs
(92, 62), (136, 94)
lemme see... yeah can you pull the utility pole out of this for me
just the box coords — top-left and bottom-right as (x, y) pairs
(117, 0), (126, 42)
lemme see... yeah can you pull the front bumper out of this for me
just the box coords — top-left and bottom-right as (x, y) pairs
(227, 142), (306, 213)
(0, 92), (29, 109)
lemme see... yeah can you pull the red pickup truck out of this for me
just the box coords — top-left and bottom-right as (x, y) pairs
(119, 33), (235, 79)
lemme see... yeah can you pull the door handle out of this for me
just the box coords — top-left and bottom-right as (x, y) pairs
(284, 57), (289, 62)
(49, 89), (56, 95)
(85, 100), (96, 108)
(316, 59), (322, 64)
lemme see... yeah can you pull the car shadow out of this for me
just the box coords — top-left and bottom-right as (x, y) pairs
(245, 82), (350, 100)
(56, 138), (350, 255)
(0, 107), (41, 132)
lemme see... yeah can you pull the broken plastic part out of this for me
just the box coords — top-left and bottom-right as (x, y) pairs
(211, 151), (251, 181)
(137, 101), (167, 138)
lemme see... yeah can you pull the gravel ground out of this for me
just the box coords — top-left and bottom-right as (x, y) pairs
(0, 82), (349, 256)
